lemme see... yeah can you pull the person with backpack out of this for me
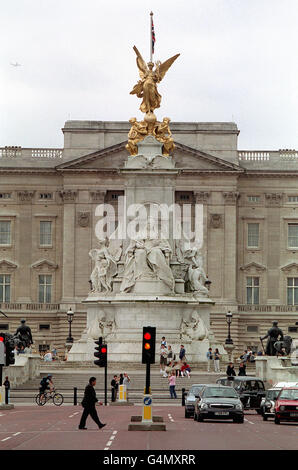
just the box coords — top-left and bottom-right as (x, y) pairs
(39, 374), (54, 398)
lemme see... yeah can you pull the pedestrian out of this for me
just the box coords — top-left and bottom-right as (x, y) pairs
(214, 348), (221, 373)
(168, 371), (177, 399)
(179, 345), (186, 362)
(43, 350), (52, 362)
(238, 362), (246, 376)
(111, 375), (118, 402)
(123, 372), (131, 401)
(206, 348), (213, 372)
(181, 362), (191, 378)
(3, 376), (10, 403)
(161, 336), (167, 348)
(167, 345), (175, 365)
(159, 344), (168, 376)
(119, 373), (124, 385)
(226, 362), (236, 377)
(78, 377), (106, 430)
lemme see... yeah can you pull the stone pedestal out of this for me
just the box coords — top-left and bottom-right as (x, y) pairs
(67, 293), (214, 363)
(255, 356), (298, 386)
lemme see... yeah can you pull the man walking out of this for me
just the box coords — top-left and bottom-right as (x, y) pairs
(79, 377), (106, 430)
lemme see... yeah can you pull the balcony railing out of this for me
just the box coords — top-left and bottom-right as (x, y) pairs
(238, 150), (298, 162)
(0, 147), (63, 159)
(239, 304), (298, 312)
(0, 303), (60, 311)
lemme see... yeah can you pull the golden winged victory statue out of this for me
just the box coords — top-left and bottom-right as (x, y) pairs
(126, 45), (180, 157)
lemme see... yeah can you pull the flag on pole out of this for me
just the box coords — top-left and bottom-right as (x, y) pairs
(151, 16), (156, 54)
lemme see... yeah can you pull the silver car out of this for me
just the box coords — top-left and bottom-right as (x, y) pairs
(184, 384), (214, 418)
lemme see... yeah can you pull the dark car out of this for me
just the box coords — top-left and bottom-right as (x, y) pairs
(260, 388), (282, 420)
(216, 376), (266, 413)
(194, 385), (244, 423)
(274, 387), (298, 424)
(184, 384), (214, 418)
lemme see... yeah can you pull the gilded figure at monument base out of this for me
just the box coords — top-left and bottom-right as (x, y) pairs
(126, 115), (175, 156)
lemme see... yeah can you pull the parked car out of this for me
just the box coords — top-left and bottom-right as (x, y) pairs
(216, 376), (266, 413)
(260, 388), (282, 420)
(274, 387), (298, 424)
(184, 384), (213, 418)
(260, 382), (298, 421)
(194, 385), (244, 423)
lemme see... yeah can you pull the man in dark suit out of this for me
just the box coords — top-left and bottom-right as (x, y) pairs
(78, 377), (106, 430)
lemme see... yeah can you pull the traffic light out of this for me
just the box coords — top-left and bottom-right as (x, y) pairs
(94, 337), (107, 367)
(142, 326), (156, 364)
(5, 335), (15, 366)
(0, 335), (5, 366)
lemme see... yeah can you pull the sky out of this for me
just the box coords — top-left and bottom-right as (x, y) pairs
(0, 0), (297, 150)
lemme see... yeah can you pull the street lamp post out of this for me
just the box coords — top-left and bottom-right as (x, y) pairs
(66, 308), (74, 344)
(224, 311), (235, 362)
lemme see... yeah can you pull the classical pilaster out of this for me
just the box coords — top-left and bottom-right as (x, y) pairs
(60, 190), (77, 302)
(222, 191), (239, 303)
(265, 193), (283, 304)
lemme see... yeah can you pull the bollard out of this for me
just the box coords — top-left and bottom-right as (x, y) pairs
(74, 387), (77, 406)
(182, 388), (186, 406)
(5, 387), (8, 405)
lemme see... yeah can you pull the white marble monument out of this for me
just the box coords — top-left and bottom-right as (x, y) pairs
(67, 138), (215, 363)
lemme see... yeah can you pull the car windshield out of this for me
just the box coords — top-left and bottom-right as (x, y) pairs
(266, 390), (280, 400)
(203, 387), (238, 399)
(279, 389), (298, 400)
(189, 386), (204, 396)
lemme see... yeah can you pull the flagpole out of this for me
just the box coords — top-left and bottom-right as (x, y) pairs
(150, 11), (153, 62)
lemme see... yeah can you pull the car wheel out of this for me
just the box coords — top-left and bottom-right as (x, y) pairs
(233, 418), (244, 424)
(263, 415), (268, 421)
(274, 417), (280, 425)
(193, 413), (197, 421)
(256, 409), (262, 415)
(185, 410), (189, 418)
(197, 415), (204, 422)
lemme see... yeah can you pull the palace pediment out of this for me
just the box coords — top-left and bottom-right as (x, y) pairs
(56, 141), (242, 173)
(0, 259), (18, 271)
(280, 263), (298, 273)
(240, 262), (267, 273)
(31, 259), (58, 271)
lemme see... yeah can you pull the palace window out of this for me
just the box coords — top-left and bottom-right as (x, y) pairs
(39, 344), (50, 353)
(0, 324), (9, 330)
(287, 277), (298, 306)
(288, 224), (298, 248)
(39, 324), (50, 331)
(40, 221), (52, 246)
(247, 223), (259, 248)
(0, 193), (12, 199)
(0, 274), (11, 302)
(0, 221), (11, 245)
(288, 196), (298, 203)
(246, 277), (259, 305)
(246, 325), (259, 333)
(39, 193), (53, 200)
(247, 196), (260, 203)
(38, 275), (52, 303)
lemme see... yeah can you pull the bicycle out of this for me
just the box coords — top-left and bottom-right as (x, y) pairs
(35, 389), (64, 406)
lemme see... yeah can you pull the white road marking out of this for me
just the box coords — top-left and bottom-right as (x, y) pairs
(110, 435), (115, 440)
(168, 413), (174, 422)
(244, 418), (254, 425)
(106, 440), (112, 446)
(112, 430), (117, 435)
(104, 430), (117, 450)
(13, 432), (21, 436)
(1, 437), (11, 442)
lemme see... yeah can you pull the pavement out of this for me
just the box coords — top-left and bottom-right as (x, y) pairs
(0, 404), (297, 451)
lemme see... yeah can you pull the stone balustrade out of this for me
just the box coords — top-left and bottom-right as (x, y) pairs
(238, 304), (298, 312)
(238, 149), (298, 162)
(0, 302), (60, 311)
(0, 147), (63, 159)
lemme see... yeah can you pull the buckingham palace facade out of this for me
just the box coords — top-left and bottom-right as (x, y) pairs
(0, 120), (298, 357)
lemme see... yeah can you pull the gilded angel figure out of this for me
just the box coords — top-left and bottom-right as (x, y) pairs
(130, 46), (180, 114)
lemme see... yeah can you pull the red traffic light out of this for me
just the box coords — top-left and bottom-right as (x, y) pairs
(144, 332), (151, 340)
(0, 337), (3, 342)
(101, 347), (107, 354)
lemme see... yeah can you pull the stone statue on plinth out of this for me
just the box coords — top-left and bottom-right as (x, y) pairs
(89, 238), (122, 294)
(260, 321), (284, 356)
(15, 319), (33, 348)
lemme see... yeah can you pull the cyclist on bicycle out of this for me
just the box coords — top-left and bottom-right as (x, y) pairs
(39, 374), (54, 398)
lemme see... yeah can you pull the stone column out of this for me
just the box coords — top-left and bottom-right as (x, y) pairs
(222, 191), (239, 303)
(265, 193), (282, 304)
(60, 190), (77, 302)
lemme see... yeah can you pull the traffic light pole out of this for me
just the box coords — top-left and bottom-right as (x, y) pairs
(145, 362), (150, 395)
(0, 365), (2, 386)
(104, 364), (107, 406)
